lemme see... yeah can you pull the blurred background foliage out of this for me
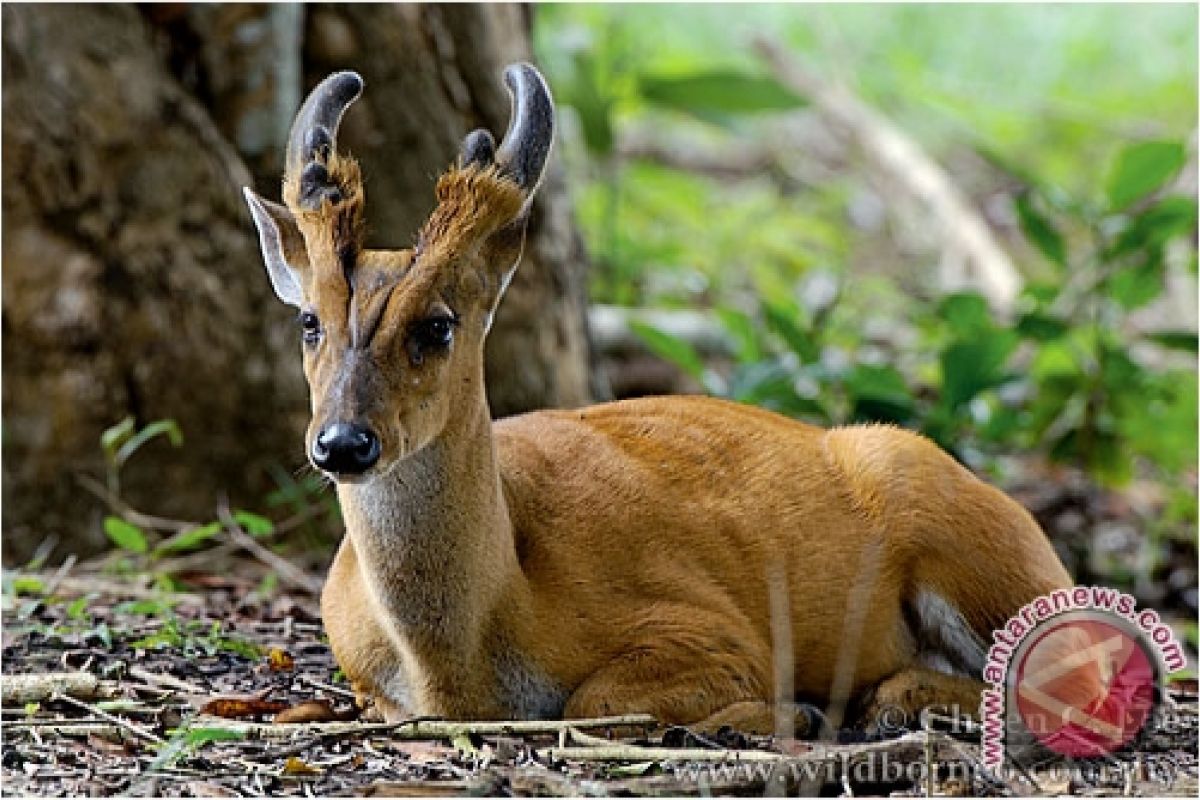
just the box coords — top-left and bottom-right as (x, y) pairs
(531, 3), (1197, 613)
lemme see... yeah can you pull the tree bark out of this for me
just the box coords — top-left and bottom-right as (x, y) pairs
(0, 3), (593, 563)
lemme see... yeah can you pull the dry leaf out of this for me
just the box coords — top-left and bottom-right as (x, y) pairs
(274, 699), (340, 724)
(266, 647), (295, 672)
(185, 781), (241, 797)
(199, 696), (288, 719)
(282, 756), (323, 776)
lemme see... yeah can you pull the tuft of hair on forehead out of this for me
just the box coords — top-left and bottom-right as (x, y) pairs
(283, 152), (366, 285)
(417, 163), (526, 263)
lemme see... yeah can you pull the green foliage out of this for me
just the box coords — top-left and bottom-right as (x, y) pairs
(1106, 141), (1187, 211)
(151, 725), (246, 771)
(639, 70), (805, 120)
(92, 417), (324, 598)
(628, 321), (706, 381)
(631, 134), (1195, 493)
(539, 5), (1193, 509)
(103, 516), (148, 554)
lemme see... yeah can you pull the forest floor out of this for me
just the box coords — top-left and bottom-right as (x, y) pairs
(1, 556), (1197, 798)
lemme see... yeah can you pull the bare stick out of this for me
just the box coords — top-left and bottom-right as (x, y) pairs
(53, 692), (165, 745)
(128, 667), (209, 697)
(42, 554), (78, 596)
(217, 500), (324, 596)
(544, 744), (785, 763)
(76, 474), (196, 532)
(296, 675), (357, 701)
(193, 713), (656, 740)
(2, 672), (101, 705)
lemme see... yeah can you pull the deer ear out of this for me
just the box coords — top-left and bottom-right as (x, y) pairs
(243, 187), (307, 307)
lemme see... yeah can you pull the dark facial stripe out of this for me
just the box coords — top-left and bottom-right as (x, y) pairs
(349, 282), (397, 351)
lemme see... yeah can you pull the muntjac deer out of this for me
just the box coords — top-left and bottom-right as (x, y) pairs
(244, 64), (1074, 734)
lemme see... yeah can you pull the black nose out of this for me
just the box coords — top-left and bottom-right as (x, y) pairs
(311, 423), (381, 474)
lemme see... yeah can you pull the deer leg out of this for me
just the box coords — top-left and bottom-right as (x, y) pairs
(562, 637), (816, 738)
(856, 667), (985, 734)
(321, 537), (413, 722)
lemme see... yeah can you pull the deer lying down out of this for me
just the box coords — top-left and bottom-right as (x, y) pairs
(244, 63), (1073, 735)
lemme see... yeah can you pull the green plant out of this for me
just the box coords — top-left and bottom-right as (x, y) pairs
(90, 418), (318, 595)
(631, 137), (1196, 496)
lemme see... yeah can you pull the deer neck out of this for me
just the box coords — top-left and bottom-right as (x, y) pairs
(336, 383), (519, 664)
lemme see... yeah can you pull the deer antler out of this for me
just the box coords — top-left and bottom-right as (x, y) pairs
(458, 63), (554, 194)
(285, 71), (364, 211)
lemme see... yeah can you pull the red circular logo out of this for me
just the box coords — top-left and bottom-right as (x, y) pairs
(1012, 613), (1158, 758)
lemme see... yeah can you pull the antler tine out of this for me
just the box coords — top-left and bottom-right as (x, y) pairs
(285, 71), (364, 180)
(493, 63), (555, 193)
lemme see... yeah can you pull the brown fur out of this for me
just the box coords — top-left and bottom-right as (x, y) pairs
(261, 145), (1075, 735)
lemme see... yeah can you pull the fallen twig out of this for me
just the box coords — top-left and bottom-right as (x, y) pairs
(543, 744), (785, 763)
(53, 692), (165, 746)
(217, 501), (324, 596)
(76, 474), (196, 533)
(128, 666), (208, 697)
(191, 712), (656, 740)
(2, 672), (102, 705)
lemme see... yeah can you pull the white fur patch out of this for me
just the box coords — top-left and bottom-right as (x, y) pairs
(911, 589), (986, 676)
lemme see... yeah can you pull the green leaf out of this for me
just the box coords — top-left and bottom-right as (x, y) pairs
(100, 416), (136, 461)
(844, 364), (916, 424)
(763, 302), (818, 363)
(639, 70), (806, 117)
(151, 726), (245, 771)
(1106, 140), (1186, 211)
(566, 52), (614, 156)
(1016, 311), (1070, 342)
(65, 597), (90, 620)
(939, 333), (1019, 411)
(1015, 191), (1067, 267)
(1108, 255), (1165, 310)
(233, 511), (275, 538)
(114, 419), (183, 468)
(1111, 196), (1199, 257)
(938, 292), (993, 337)
(629, 321), (706, 379)
(116, 598), (176, 616)
(103, 516), (148, 554)
(153, 522), (223, 557)
(131, 619), (183, 651)
(11, 576), (45, 596)
(1145, 331), (1199, 353)
(715, 308), (763, 363)
(729, 360), (827, 420)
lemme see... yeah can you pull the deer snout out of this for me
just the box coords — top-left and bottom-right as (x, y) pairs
(312, 422), (381, 475)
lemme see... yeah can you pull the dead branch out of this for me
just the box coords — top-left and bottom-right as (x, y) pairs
(216, 501), (324, 596)
(192, 713), (656, 740)
(2, 672), (103, 705)
(755, 36), (1022, 317)
(76, 474), (196, 533)
(53, 692), (165, 746)
(542, 744), (784, 763)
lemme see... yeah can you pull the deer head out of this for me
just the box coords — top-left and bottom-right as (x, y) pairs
(244, 64), (554, 479)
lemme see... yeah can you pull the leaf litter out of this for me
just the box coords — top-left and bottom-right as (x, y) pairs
(2, 561), (1196, 797)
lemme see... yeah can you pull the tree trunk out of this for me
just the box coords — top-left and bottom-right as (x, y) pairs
(0, 3), (593, 563)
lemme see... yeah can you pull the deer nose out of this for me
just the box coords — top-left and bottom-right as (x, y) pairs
(311, 423), (381, 474)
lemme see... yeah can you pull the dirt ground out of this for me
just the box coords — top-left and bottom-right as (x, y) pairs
(1, 559), (1196, 798)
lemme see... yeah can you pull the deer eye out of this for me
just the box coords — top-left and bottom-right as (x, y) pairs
(299, 311), (322, 346)
(412, 317), (456, 350)
(407, 316), (457, 364)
